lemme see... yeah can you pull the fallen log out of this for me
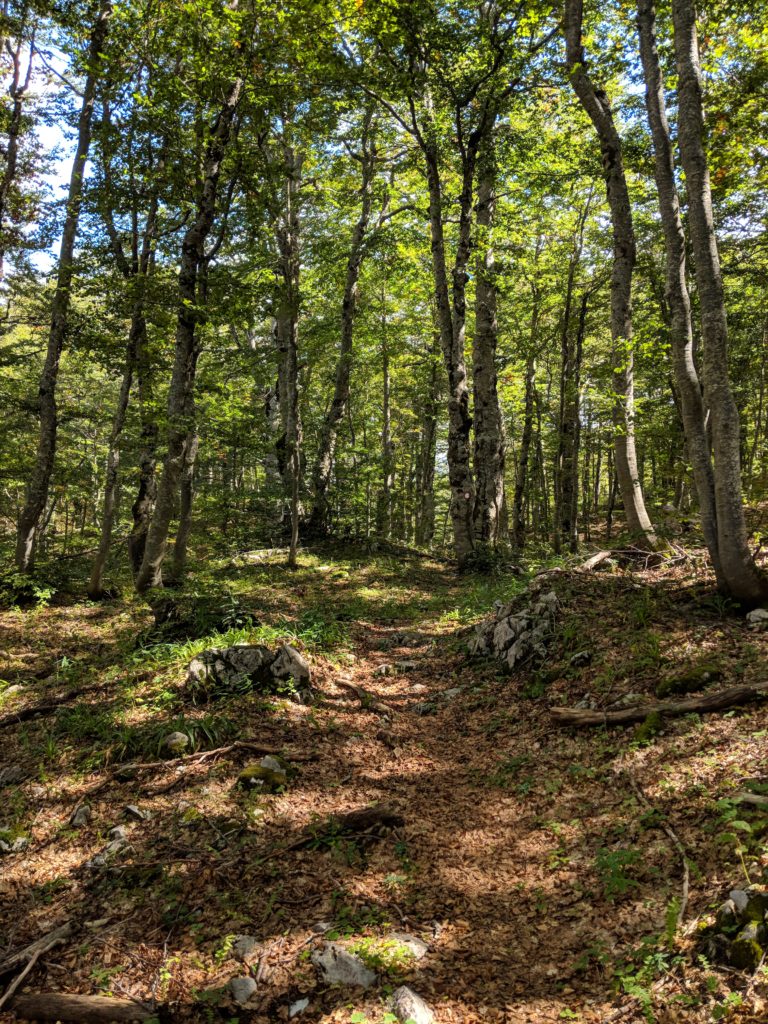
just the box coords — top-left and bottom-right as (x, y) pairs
(551, 682), (768, 728)
(577, 550), (612, 572)
(9, 993), (152, 1021)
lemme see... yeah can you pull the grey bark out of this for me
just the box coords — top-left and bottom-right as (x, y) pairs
(415, 331), (440, 548)
(0, 16), (35, 281)
(168, 429), (199, 584)
(136, 78), (243, 592)
(564, 0), (658, 550)
(14, 1), (111, 571)
(472, 138), (505, 545)
(671, 0), (768, 602)
(308, 110), (376, 536)
(273, 146), (303, 569)
(376, 311), (394, 540)
(636, 0), (721, 583)
(512, 353), (536, 551)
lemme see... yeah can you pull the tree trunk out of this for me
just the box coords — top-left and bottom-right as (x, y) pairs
(513, 354), (536, 551)
(14, 2), (111, 572)
(168, 429), (199, 585)
(472, 139), (505, 545)
(671, 0), (768, 602)
(136, 78), (242, 593)
(87, 334), (135, 599)
(128, 309), (158, 575)
(308, 110), (375, 536)
(415, 332), (440, 548)
(558, 290), (587, 554)
(377, 314), (393, 540)
(274, 147), (303, 569)
(0, 20), (35, 281)
(637, 0), (722, 583)
(423, 142), (475, 564)
(564, 0), (658, 551)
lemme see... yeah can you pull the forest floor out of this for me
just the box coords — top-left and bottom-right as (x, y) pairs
(1, 544), (768, 1024)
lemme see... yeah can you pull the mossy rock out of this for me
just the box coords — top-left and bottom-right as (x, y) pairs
(633, 710), (663, 744)
(743, 888), (768, 922)
(655, 663), (722, 699)
(730, 922), (766, 970)
(237, 764), (287, 793)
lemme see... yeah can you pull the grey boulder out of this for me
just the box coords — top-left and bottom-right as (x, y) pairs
(311, 942), (376, 989)
(391, 986), (435, 1024)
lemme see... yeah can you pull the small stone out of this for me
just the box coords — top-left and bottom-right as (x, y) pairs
(375, 664), (393, 677)
(69, 804), (91, 828)
(232, 935), (260, 961)
(730, 889), (750, 915)
(289, 997), (310, 1017)
(237, 764), (287, 792)
(164, 731), (190, 754)
(227, 976), (257, 1004)
(311, 921), (333, 934)
(124, 805), (150, 821)
(570, 651), (592, 668)
(108, 826), (128, 842)
(104, 838), (130, 857)
(259, 755), (285, 773)
(388, 932), (429, 959)
(746, 608), (768, 630)
(391, 985), (435, 1024)
(442, 687), (462, 700)
(311, 942), (376, 988)
(395, 661), (417, 672)
(2, 684), (24, 697)
(9, 837), (28, 852)
(28, 784), (46, 799)
(412, 702), (436, 716)
(410, 683), (429, 695)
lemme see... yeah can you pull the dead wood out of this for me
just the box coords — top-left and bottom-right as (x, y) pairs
(578, 550), (612, 571)
(0, 691), (87, 730)
(733, 791), (768, 808)
(551, 681), (768, 727)
(286, 804), (404, 851)
(0, 925), (73, 979)
(9, 993), (153, 1021)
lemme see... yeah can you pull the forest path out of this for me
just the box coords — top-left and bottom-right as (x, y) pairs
(1, 549), (767, 1023)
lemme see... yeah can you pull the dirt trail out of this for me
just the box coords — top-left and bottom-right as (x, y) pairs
(1, 554), (767, 1022)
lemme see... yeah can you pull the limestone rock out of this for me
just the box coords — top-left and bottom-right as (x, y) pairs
(228, 976), (257, 1004)
(124, 805), (150, 821)
(271, 643), (310, 685)
(232, 935), (260, 962)
(731, 921), (766, 970)
(746, 608), (768, 631)
(237, 764), (287, 792)
(69, 804), (92, 828)
(108, 825), (128, 842)
(164, 731), (190, 754)
(391, 986), (435, 1024)
(469, 590), (557, 671)
(186, 642), (311, 698)
(289, 997), (309, 1017)
(388, 932), (429, 959)
(311, 942), (376, 988)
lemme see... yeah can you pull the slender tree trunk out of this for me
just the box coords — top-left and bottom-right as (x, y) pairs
(671, 0), (767, 602)
(559, 291), (587, 554)
(0, 20), (35, 281)
(273, 146), (303, 569)
(308, 111), (375, 536)
(168, 429), (199, 584)
(377, 314), (393, 540)
(472, 138), (505, 545)
(415, 332), (440, 548)
(128, 310), (158, 575)
(423, 142), (475, 563)
(637, 0), (723, 582)
(136, 78), (243, 593)
(564, 0), (658, 550)
(513, 354), (536, 552)
(14, 2), (111, 571)
(87, 333), (136, 598)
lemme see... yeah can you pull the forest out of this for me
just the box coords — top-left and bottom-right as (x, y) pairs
(1, 0), (768, 1022)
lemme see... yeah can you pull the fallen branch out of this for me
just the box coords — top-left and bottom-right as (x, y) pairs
(8, 993), (153, 1021)
(626, 773), (689, 927)
(0, 924), (72, 979)
(336, 681), (391, 715)
(285, 805), (404, 851)
(733, 791), (768, 809)
(577, 550), (612, 572)
(0, 691), (87, 730)
(550, 682), (768, 728)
